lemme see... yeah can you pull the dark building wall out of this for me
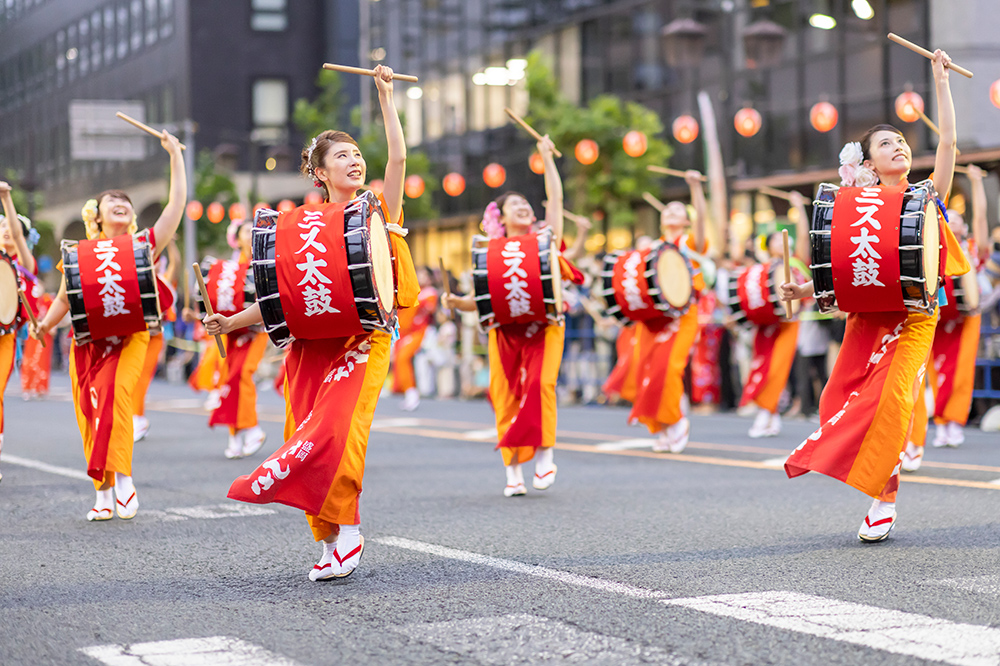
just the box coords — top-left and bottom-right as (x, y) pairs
(187, 1), (325, 169)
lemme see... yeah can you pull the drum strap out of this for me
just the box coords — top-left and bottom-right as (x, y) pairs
(386, 223), (408, 237)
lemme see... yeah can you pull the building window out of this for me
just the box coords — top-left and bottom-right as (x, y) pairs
(91, 10), (102, 71)
(117, 4), (129, 59)
(130, 0), (143, 52)
(251, 0), (287, 31)
(159, 0), (173, 39)
(252, 78), (288, 127)
(144, 0), (157, 45)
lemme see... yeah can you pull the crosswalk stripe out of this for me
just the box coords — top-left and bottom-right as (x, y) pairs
(663, 591), (1000, 666)
(0, 453), (91, 481)
(595, 438), (654, 451)
(80, 636), (301, 666)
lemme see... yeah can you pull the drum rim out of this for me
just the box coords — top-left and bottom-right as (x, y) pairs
(655, 245), (693, 309)
(368, 206), (395, 314)
(0, 259), (19, 326)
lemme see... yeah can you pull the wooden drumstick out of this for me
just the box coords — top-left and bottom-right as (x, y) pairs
(183, 264), (191, 313)
(887, 33), (973, 79)
(781, 230), (793, 320)
(17, 288), (45, 348)
(759, 185), (795, 201)
(646, 165), (708, 182)
(915, 108), (961, 155)
(322, 63), (419, 83)
(439, 257), (453, 316)
(642, 192), (666, 212)
(115, 112), (187, 150)
(503, 108), (563, 158)
(954, 164), (971, 175)
(192, 262), (226, 359)
(561, 209), (590, 225)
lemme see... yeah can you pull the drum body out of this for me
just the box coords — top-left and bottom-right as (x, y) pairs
(940, 270), (980, 320)
(725, 261), (802, 327)
(471, 228), (563, 330)
(251, 190), (396, 349)
(196, 257), (257, 318)
(0, 252), (20, 335)
(600, 240), (694, 323)
(61, 231), (161, 345)
(810, 180), (940, 315)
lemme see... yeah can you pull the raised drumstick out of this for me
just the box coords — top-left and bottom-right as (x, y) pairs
(915, 108), (962, 155)
(561, 209), (590, 226)
(887, 33), (973, 79)
(18, 289), (45, 348)
(782, 230), (793, 320)
(192, 263), (227, 359)
(759, 185), (795, 202)
(642, 192), (666, 212)
(115, 112), (187, 150)
(647, 165), (708, 182)
(322, 63), (419, 83)
(439, 258), (452, 316)
(503, 108), (563, 158)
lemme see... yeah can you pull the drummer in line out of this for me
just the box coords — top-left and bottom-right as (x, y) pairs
(204, 64), (419, 581)
(0, 181), (40, 484)
(31, 131), (187, 521)
(443, 134), (566, 498)
(779, 49), (970, 542)
(626, 170), (709, 454)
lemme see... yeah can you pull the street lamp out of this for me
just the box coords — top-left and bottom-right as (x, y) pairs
(741, 19), (787, 69)
(660, 17), (707, 69)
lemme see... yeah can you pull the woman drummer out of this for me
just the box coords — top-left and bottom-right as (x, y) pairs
(0, 181), (40, 483)
(624, 170), (709, 453)
(443, 135), (565, 497)
(203, 65), (419, 581)
(779, 49), (970, 542)
(31, 131), (187, 521)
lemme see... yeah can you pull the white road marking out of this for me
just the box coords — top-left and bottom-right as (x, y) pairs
(161, 504), (277, 521)
(990, 478), (1000, 486)
(760, 457), (789, 469)
(663, 591), (1000, 666)
(395, 614), (689, 665)
(146, 398), (207, 409)
(80, 636), (301, 666)
(595, 438), (654, 451)
(0, 454), (92, 481)
(462, 428), (499, 440)
(929, 576), (1000, 597)
(370, 417), (422, 429)
(376, 536), (668, 600)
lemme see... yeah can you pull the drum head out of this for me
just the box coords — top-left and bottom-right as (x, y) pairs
(551, 243), (563, 315)
(961, 269), (980, 310)
(923, 202), (940, 301)
(656, 247), (693, 308)
(369, 208), (394, 312)
(0, 260), (19, 326)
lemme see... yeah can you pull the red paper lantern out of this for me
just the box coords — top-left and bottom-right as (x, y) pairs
(483, 163), (506, 188)
(186, 200), (203, 221)
(443, 172), (466, 197)
(990, 79), (1000, 109)
(529, 152), (545, 175)
(206, 202), (225, 224)
(277, 199), (296, 213)
(734, 107), (762, 137)
(228, 202), (246, 221)
(623, 130), (648, 157)
(575, 139), (600, 165)
(894, 91), (924, 123)
(809, 101), (838, 133)
(672, 115), (699, 144)
(304, 190), (324, 205)
(404, 175), (425, 199)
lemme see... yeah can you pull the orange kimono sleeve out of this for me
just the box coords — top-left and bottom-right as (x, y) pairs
(376, 193), (419, 309)
(940, 221), (971, 278)
(684, 234), (710, 293)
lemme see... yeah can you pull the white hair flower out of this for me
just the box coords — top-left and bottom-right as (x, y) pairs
(839, 141), (864, 168)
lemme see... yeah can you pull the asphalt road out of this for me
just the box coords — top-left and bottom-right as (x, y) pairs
(2, 375), (1000, 666)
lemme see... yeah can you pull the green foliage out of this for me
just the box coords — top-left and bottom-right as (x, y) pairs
(295, 72), (438, 220)
(524, 51), (673, 228)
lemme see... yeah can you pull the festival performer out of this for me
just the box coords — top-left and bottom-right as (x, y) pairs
(738, 197), (810, 438)
(601, 236), (653, 405)
(204, 65), (419, 580)
(30, 131), (186, 521)
(443, 136), (566, 496)
(202, 219), (268, 459)
(0, 182), (41, 482)
(131, 237), (179, 442)
(392, 266), (437, 411)
(626, 171), (709, 453)
(779, 50), (970, 542)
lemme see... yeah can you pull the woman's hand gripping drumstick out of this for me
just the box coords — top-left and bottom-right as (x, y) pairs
(18, 289), (45, 347)
(116, 112), (187, 150)
(504, 108), (563, 158)
(193, 263), (227, 359)
(439, 268), (477, 313)
(322, 63), (419, 83)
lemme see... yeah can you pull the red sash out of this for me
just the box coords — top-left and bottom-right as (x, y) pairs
(275, 203), (362, 339)
(486, 234), (547, 326)
(830, 184), (906, 312)
(77, 236), (147, 340)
